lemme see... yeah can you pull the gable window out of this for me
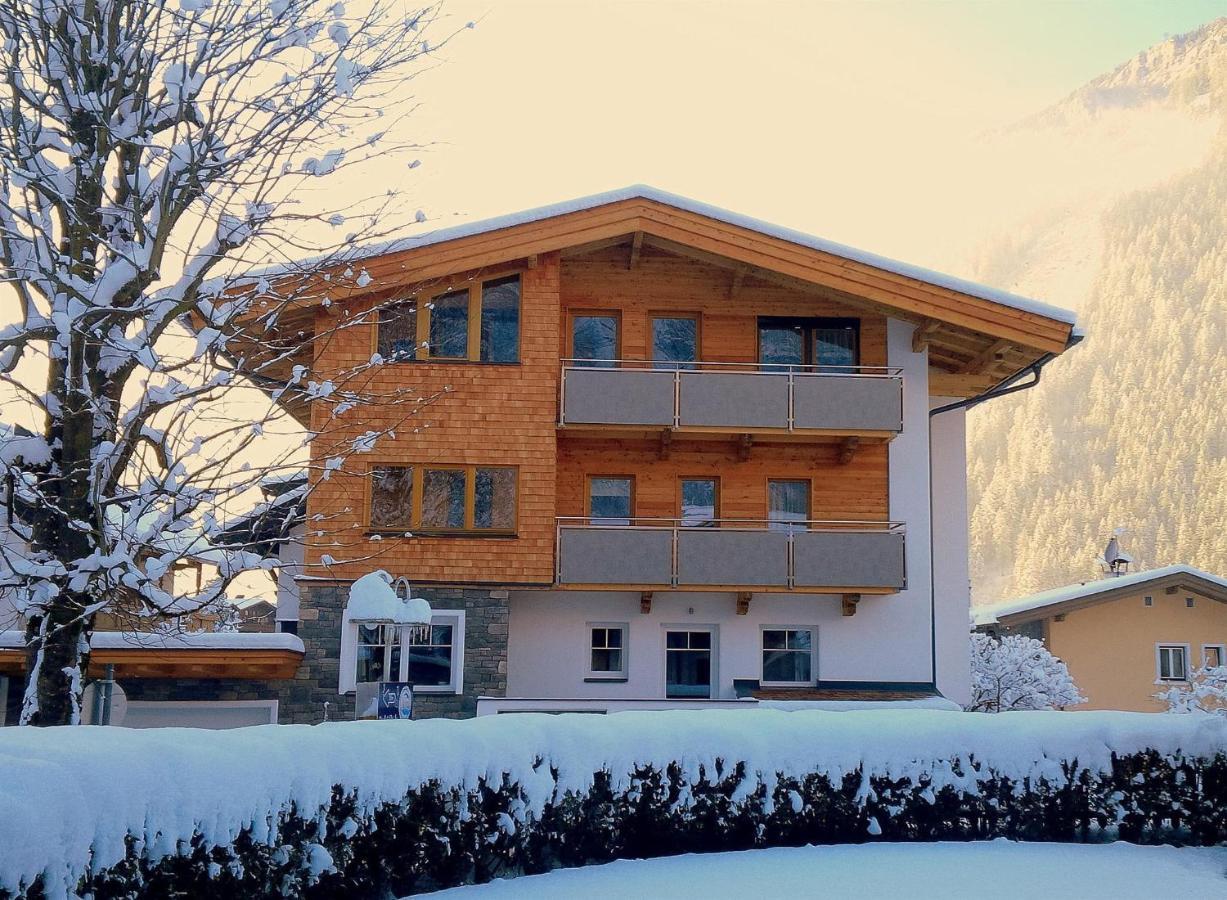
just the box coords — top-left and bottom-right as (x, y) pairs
(767, 479), (810, 532)
(369, 465), (517, 535)
(588, 624), (628, 678)
(589, 476), (633, 525)
(680, 477), (718, 527)
(346, 613), (465, 694)
(762, 628), (815, 685)
(651, 315), (699, 370)
(1204, 645), (1225, 669)
(571, 313), (619, 367)
(376, 275), (520, 363)
(1143, 595), (1153, 607)
(1157, 644), (1188, 682)
(758, 317), (860, 371)
(1186, 597), (1195, 608)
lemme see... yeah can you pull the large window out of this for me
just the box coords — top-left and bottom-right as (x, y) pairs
(376, 274), (520, 363)
(761, 628), (815, 685)
(370, 465), (517, 534)
(679, 477), (718, 527)
(767, 479), (810, 532)
(348, 614), (464, 694)
(666, 629), (713, 699)
(1157, 644), (1189, 682)
(758, 317), (859, 370)
(571, 313), (619, 367)
(651, 315), (698, 369)
(588, 476), (633, 525)
(588, 623), (628, 678)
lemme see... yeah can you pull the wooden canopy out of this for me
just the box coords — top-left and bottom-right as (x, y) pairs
(226, 186), (1079, 422)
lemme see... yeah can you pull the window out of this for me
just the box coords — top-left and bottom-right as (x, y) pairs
(571, 313), (619, 367)
(428, 289), (469, 359)
(679, 477), (718, 527)
(369, 465), (517, 534)
(370, 466), (414, 529)
(757, 317), (859, 370)
(479, 276), (520, 363)
(1157, 644), (1188, 682)
(651, 315), (699, 369)
(767, 479), (810, 532)
(589, 624), (628, 678)
(589, 476), (633, 525)
(1186, 597), (1195, 608)
(376, 275), (520, 363)
(1204, 645), (1225, 669)
(762, 628), (815, 685)
(377, 301), (418, 361)
(666, 629), (714, 698)
(1143, 595), (1154, 607)
(346, 613), (465, 694)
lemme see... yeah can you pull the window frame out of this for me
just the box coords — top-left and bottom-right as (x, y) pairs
(1203, 644), (1225, 669)
(374, 272), (522, 365)
(367, 463), (518, 536)
(585, 474), (636, 525)
(342, 611), (466, 695)
(677, 476), (720, 527)
(567, 309), (622, 367)
(663, 625), (718, 700)
(586, 622), (629, 680)
(756, 316), (861, 370)
(649, 311), (701, 369)
(1156, 643), (1191, 683)
(766, 477), (812, 531)
(759, 625), (818, 687)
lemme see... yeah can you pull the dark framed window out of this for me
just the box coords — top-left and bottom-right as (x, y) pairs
(369, 464), (517, 534)
(355, 624), (398, 684)
(679, 477), (718, 527)
(758, 317), (859, 370)
(651, 315), (699, 369)
(588, 476), (633, 525)
(762, 628), (814, 684)
(377, 302), (418, 361)
(370, 466), (414, 529)
(480, 276), (520, 363)
(767, 479), (809, 532)
(406, 623), (454, 686)
(571, 313), (619, 367)
(666, 629), (713, 698)
(377, 274), (520, 364)
(589, 625), (627, 676)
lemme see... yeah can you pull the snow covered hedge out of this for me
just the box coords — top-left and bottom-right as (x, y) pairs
(2, 710), (1226, 899)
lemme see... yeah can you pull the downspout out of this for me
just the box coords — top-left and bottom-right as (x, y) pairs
(925, 329), (1084, 690)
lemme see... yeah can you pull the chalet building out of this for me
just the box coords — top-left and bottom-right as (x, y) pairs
(975, 564), (1227, 712)
(1, 186), (1080, 726)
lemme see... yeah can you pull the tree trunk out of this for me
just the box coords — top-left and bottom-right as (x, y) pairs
(22, 605), (93, 726)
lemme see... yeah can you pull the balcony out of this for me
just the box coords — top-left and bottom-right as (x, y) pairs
(558, 361), (904, 439)
(555, 518), (906, 593)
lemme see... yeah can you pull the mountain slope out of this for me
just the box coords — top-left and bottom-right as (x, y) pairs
(967, 21), (1227, 602)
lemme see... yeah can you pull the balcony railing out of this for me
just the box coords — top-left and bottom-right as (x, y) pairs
(555, 517), (906, 592)
(559, 360), (904, 435)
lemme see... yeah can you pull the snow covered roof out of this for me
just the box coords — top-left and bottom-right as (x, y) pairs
(0, 630), (304, 653)
(973, 564), (1227, 626)
(223, 184), (1077, 327)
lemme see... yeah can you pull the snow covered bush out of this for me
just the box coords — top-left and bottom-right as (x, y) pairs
(0, 0), (463, 723)
(1, 709), (1225, 899)
(968, 632), (1085, 712)
(1157, 665), (1227, 714)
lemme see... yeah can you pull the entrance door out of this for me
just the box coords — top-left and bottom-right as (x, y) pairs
(665, 629), (714, 698)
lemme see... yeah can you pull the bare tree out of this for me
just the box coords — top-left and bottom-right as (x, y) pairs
(0, 0), (462, 724)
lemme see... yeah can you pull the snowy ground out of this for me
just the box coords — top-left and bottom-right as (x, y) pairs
(422, 841), (1227, 899)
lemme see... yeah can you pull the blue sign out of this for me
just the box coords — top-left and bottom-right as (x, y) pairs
(377, 682), (414, 720)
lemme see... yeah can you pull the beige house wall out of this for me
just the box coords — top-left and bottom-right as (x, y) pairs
(1044, 588), (1227, 712)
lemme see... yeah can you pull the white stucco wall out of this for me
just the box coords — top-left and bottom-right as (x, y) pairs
(274, 523), (305, 624)
(929, 401), (972, 705)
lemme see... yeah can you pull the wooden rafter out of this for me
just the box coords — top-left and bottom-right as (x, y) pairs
(640, 591), (653, 614)
(841, 593), (860, 617)
(736, 592), (752, 615)
(628, 231), (643, 269)
(838, 436), (860, 465)
(962, 339), (1011, 373)
(912, 321), (942, 353)
(738, 433), (753, 461)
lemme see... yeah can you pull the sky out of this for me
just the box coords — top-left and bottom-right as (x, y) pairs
(375, 0), (1227, 260)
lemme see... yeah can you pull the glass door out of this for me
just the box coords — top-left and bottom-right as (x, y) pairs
(665, 629), (714, 698)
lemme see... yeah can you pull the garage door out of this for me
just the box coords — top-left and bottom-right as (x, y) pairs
(121, 701), (278, 729)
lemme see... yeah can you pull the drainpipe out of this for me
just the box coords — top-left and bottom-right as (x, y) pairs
(925, 330), (1084, 690)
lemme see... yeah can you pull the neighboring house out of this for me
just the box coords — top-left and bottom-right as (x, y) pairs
(974, 564), (1227, 712)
